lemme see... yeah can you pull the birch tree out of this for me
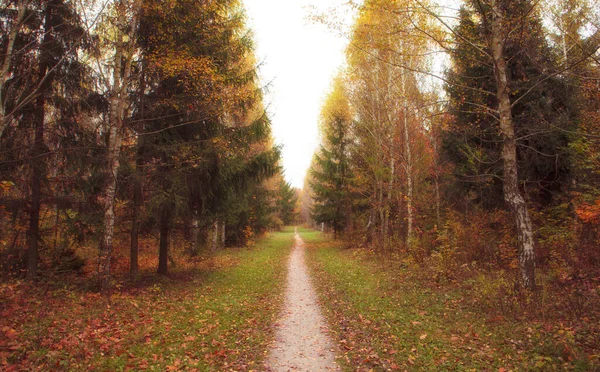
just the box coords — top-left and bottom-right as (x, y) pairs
(439, 0), (587, 289)
(0, 0), (29, 138)
(346, 0), (438, 250)
(489, 0), (536, 289)
(97, 0), (142, 289)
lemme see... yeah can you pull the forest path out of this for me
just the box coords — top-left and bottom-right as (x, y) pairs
(265, 230), (340, 371)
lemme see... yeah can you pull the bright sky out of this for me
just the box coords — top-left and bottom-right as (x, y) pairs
(243, 0), (353, 189)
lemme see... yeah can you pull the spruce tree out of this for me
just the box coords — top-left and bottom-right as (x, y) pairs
(310, 78), (354, 238)
(0, 0), (90, 279)
(139, 0), (278, 271)
(444, 1), (574, 208)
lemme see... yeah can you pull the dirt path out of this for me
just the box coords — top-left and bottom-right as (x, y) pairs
(265, 231), (340, 371)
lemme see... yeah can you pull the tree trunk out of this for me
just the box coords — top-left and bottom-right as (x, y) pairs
(130, 54), (146, 278)
(129, 163), (141, 278)
(366, 211), (373, 244)
(0, 0), (27, 138)
(99, 0), (142, 290)
(183, 215), (191, 240)
(99, 111), (122, 288)
(377, 180), (386, 251)
(211, 220), (218, 251)
(386, 156), (394, 249)
(99, 46), (124, 290)
(190, 217), (200, 255)
(26, 2), (55, 280)
(26, 121), (43, 280)
(558, 15), (568, 65)
(432, 131), (442, 228)
(157, 212), (169, 275)
(401, 70), (414, 247)
(491, 1), (536, 290)
(220, 221), (225, 248)
(434, 171), (441, 227)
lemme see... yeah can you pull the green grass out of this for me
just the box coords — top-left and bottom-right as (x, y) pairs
(295, 226), (322, 243)
(2, 230), (294, 371)
(301, 230), (595, 371)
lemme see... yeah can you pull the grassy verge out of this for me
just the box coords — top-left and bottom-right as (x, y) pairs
(1, 228), (294, 371)
(301, 230), (597, 371)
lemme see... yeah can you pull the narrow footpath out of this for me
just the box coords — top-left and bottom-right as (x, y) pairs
(265, 230), (340, 371)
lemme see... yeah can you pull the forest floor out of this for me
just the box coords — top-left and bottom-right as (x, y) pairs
(2, 227), (599, 371)
(301, 228), (600, 371)
(265, 231), (339, 371)
(0, 229), (294, 371)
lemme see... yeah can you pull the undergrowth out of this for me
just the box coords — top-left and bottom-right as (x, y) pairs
(0, 228), (294, 371)
(302, 230), (600, 371)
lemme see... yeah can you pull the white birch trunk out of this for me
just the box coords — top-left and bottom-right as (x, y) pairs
(377, 180), (386, 248)
(0, 0), (27, 137)
(430, 128), (442, 227)
(220, 221), (225, 248)
(558, 15), (568, 65)
(211, 220), (218, 252)
(401, 68), (414, 246)
(99, 0), (142, 290)
(491, 1), (536, 290)
(191, 218), (200, 254)
(385, 156), (394, 249)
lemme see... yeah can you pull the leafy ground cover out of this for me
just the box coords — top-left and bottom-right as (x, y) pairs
(0, 228), (294, 371)
(301, 229), (600, 371)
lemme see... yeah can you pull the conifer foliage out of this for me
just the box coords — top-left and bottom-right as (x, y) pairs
(0, 0), (286, 284)
(310, 76), (354, 238)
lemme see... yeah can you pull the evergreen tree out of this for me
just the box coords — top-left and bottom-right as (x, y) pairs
(444, 1), (574, 208)
(310, 77), (354, 238)
(0, 0), (90, 279)
(139, 0), (278, 272)
(443, 0), (579, 288)
(276, 179), (297, 226)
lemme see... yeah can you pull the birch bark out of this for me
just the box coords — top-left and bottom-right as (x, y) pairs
(0, 0), (28, 138)
(99, 0), (142, 290)
(490, 0), (536, 290)
(401, 69), (414, 246)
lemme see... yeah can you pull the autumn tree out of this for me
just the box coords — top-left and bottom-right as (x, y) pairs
(94, 0), (143, 289)
(343, 0), (438, 250)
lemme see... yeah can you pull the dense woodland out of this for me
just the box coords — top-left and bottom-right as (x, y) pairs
(0, 0), (298, 286)
(2, 0), (600, 369)
(308, 0), (600, 293)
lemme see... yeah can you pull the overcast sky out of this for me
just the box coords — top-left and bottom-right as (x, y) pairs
(243, 0), (353, 189)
